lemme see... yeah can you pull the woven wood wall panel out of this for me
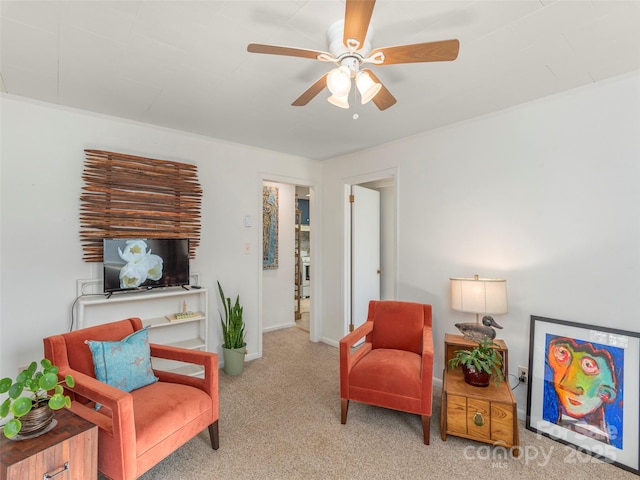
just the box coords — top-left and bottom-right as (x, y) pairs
(80, 149), (202, 262)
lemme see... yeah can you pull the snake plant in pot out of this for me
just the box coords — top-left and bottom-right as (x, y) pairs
(0, 359), (74, 439)
(218, 281), (246, 376)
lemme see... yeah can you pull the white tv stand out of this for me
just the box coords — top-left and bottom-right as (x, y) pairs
(76, 283), (209, 376)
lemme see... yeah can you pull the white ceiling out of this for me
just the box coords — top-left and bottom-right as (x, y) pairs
(2, 1), (639, 160)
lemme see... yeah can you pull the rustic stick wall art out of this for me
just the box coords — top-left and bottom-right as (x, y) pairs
(80, 149), (202, 262)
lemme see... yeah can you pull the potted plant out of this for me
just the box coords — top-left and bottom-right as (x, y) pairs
(0, 358), (74, 439)
(217, 281), (246, 376)
(448, 336), (504, 387)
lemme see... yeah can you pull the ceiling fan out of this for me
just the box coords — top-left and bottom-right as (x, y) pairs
(247, 0), (459, 111)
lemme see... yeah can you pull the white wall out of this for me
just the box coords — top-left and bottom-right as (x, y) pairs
(320, 71), (640, 414)
(0, 95), (321, 380)
(262, 181), (295, 332)
(2, 71), (638, 418)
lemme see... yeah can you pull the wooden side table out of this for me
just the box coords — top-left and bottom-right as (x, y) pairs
(440, 333), (520, 456)
(1, 408), (98, 479)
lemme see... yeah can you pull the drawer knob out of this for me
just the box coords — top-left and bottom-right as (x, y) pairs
(473, 412), (485, 427)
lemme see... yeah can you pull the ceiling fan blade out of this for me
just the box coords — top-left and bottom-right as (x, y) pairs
(370, 39), (460, 65)
(292, 73), (329, 106)
(363, 69), (396, 111)
(247, 43), (330, 61)
(343, 0), (376, 48)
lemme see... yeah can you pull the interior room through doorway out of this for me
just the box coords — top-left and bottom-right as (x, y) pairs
(295, 185), (311, 332)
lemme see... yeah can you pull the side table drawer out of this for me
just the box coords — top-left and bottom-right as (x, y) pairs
(467, 398), (490, 440)
(446, 394), (515, 446)
(446, 394), (468, 435)
(1, 409), (98, 480)
(3, 427), (97, 480)
(491, 402), (515, 445)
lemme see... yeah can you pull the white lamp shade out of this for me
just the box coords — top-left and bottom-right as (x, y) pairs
(327, 93), (350, 109)
(450, 277), (508, 314)
(356, 71), (381, 104)
(326, 66), (352, 96)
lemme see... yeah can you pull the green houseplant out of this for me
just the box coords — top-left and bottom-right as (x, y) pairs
(0, 359), (74, 438)
(448, 336), (504, 387)
(217, 281), (246, 376)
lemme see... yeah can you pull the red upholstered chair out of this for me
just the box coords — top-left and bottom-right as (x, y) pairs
(339, 300), (434, 444)
(43, 318), (219, 480)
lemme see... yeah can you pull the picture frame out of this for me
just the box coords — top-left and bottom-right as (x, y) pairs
(526, 315), (639, 475)
(262, 186), (279, 269)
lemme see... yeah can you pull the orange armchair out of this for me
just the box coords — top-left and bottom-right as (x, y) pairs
(339, 300), (434, 444)
(43, 317), (219, 480)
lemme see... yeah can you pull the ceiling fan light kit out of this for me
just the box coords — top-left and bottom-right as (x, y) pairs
(327, 94), (350, 109)
(356, 71), (382, 105)
(327, 65), (352, 97)
(247, 0), (460, 111)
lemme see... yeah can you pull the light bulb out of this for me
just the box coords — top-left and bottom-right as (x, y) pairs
(327, 66), (352, 97)
(327, 93), (349, 109)
(356, 71), (381, 105)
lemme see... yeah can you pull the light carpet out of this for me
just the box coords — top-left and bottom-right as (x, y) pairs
(129, 328), (635, 479)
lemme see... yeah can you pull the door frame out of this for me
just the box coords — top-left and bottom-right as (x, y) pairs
(342, 168), (398, 336)
(258, 173), (321, 356)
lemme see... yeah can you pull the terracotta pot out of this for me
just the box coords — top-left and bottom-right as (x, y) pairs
(461, 364), (491, 387)
(18, 402), (54, 435)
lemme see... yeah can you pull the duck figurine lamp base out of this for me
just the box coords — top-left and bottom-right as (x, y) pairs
(455, 315), (503, 343)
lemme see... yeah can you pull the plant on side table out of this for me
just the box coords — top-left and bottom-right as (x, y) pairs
(448, 336), (504, 387)
(218, 281), (246, 376)
(0, 359), (74, 439)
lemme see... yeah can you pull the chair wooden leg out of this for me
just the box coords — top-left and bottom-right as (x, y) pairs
(421, 415), (431, 445)
(208, 420), (220, 450)
(341, 399), (349, 424)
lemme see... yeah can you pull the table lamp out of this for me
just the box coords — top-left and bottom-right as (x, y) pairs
(450, 274), (508, 343)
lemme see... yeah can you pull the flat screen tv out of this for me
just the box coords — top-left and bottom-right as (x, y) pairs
(103, 238), (190, 293)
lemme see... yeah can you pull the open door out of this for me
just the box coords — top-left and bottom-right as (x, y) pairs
(351, 184), (380, 331)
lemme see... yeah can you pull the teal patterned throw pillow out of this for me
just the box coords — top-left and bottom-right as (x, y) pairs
(86, 327), (158, 393)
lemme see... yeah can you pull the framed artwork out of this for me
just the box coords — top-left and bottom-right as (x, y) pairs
(526, 315), (639, 475)
(262, 186), (279, 269)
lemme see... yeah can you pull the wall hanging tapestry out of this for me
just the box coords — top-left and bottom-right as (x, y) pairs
(263, 186), (279, 269)
(80, 149), (202, 262)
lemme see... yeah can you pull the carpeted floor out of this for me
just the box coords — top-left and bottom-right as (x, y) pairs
(122, 328), (635, 479)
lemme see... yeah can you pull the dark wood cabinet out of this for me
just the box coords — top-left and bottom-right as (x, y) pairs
(1, 408), (98, 479)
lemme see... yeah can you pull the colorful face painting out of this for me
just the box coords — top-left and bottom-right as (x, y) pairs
(542, 334), (624, 448)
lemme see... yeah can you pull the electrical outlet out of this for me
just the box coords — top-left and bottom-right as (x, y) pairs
(518, 366), (528, 384)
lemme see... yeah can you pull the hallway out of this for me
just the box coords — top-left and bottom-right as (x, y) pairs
(296, 297), (309, 332)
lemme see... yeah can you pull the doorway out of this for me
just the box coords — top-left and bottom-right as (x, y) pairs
(260, 178), (317, 345)
(295, 186), (311, 332)
(343, 173), (397, 335)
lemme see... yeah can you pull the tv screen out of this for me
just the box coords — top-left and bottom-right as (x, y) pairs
(103, 238), (190, 293)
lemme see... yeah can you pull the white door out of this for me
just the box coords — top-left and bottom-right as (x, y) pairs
(351, 185), (380, 331)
